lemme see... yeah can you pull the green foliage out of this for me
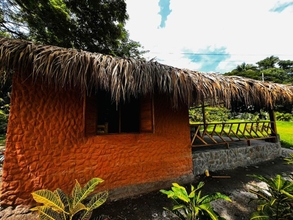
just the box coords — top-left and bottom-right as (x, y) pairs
(224, 56), (293, 85)
(275, 112), (293, 122)
(1, 0), (145, 58)
(284, 153), (293, 165)
(160, 182), (231, 220)
(189, 106), (230, 123)
(31, 177), (108, 220)
(248, 173), (293, 220)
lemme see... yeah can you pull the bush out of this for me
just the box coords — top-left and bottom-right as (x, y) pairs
(160, 182), (231, 220)
(249, 154), (293, 219)
(275, 112), (293, 121)
(189, 106), (230, 123)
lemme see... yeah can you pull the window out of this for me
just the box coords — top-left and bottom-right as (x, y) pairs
(84, 90), (154, 135)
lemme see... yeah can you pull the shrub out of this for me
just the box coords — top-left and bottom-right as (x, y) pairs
(275, 112), (293, 121)
(189, 106), (230, 123)
(249, 154), (293, 219)
(31, 177), (108, 220)
(160, 182), (231, 220)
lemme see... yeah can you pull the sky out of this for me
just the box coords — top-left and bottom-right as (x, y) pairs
(125, 0), (293, 73)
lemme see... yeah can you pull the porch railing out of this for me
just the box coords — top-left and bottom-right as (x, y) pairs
(190, 121), (277, 148)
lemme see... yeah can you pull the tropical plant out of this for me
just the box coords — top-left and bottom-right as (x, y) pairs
(284, 153), (293, 165)
(248, 174), (293, 220)
(31, 177), (108, 220)
(160, 182), (231, 220)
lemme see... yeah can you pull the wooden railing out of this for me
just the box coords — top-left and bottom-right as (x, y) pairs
(190, 121), (277, 148)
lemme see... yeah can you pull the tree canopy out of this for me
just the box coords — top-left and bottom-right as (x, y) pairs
(224, 56), (293, 113)
(224, 56), (293, 85)
(0, 0), (146, 58)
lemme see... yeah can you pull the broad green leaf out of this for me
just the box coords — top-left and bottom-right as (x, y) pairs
(85, 191), (108, 210)
(31, 190), (66, 213)
(202, 192), (232, 204)
(70, 202), (88, 217)
(171, 185), (190, 203)
(188, 189), (195, 198)
(73, 178), (104, 206)
(250, 212), (270, 220)
(194, 181), (205, 191)
(280, 189), (293, 199)
(199, 203), (218, 220)
(79, 210), (93, 220)
(172, 204), (187, 211)
(37, 206), (65, 220)
(54, 188), (70, 212)
(160, 189), (175, 198)
(72, 179), (82, 203)
(274, 175), (284, 191)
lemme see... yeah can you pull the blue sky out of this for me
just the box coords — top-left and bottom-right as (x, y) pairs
(125, 0), (293, 73)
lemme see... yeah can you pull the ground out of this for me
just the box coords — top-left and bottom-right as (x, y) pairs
(1, 156), (293, 220)
(94, 156), (293, 220)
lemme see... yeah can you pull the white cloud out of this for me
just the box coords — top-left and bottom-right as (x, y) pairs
(125, 0), (293, 73)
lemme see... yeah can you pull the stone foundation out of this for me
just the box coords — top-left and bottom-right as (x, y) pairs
(192, 140), (284, 175)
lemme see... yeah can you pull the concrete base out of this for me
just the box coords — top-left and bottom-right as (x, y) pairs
(192, 140), (285, 175)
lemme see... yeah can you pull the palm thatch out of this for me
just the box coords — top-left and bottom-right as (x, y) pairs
(0, 37), (292, 109)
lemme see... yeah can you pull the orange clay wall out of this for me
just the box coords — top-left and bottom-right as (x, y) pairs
(1, 76), (193, 206)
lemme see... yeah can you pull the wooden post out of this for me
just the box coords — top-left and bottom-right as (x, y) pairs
(268, 109), (277, 136)
(201, 99), (206, 125)
(268, 109), (278, 143)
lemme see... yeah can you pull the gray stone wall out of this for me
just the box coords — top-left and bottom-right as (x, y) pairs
(193, 141), (283, 175)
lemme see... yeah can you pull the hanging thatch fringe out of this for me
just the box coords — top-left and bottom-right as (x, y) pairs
(0, 38), (293, 108)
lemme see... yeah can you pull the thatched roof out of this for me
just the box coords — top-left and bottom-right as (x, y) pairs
(0, 37), (293, 109)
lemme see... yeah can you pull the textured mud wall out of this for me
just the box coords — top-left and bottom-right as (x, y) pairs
(1, 76), (193, 206)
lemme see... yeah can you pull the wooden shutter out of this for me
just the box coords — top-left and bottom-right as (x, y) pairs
(84, 94), (97, 136)
(140, 95), (154, 133)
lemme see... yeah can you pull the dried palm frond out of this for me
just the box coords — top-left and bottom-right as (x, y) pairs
(0, 38), (293, 109)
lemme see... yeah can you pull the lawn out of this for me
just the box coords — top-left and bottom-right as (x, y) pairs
(276, 121), (293, 148)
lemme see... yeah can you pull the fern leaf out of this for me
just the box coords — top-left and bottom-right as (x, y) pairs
(73, 178), (104, 206)
(31, 190), (66, 213)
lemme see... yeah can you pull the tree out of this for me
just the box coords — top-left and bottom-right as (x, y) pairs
(225, 62), (260, 80)
(236, 62), (257, 72)
(1, 0), (146, 58)
(257, 55), (279, 70)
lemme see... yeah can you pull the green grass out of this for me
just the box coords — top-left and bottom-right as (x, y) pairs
(276, 121), (293, 148)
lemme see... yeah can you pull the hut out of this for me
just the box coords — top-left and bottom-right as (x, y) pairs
(0, 38), (293, 206)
